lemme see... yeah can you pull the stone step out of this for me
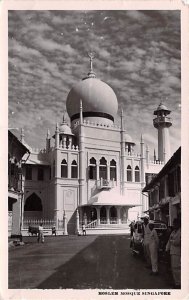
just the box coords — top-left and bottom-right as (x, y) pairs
(84, 228), (130, 235)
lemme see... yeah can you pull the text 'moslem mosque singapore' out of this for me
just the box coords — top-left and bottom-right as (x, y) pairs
(11, 55), (176, 235)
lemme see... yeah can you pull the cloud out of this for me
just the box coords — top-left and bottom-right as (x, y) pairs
(8, 10), (181, 152)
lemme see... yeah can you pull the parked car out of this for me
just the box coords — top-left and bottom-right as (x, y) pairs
(130, 220), (168, 256)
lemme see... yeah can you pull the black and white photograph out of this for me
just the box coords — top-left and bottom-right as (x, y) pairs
(1, 1), (188, 297)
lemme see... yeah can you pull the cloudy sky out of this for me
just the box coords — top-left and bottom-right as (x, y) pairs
(8, 10), (181, 156)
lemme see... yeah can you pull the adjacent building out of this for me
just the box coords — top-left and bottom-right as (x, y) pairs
(8, 130), (30, 238)
(143, 147), (181, 225)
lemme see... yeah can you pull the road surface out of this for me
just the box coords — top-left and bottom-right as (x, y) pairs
(9, 235), (173, 289)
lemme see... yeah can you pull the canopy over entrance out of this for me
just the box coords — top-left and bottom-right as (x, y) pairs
(82, 189), (141, 208)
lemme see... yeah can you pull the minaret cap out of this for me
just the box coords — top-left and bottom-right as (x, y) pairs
(154, 102), (171, 116)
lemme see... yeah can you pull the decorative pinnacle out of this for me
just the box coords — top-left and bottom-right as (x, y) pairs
(62, 112), (67, 124)
(87, 51), (96, 78)
(47, 129), (50, 139)
(80, 99), (83, 124)
(140, 134), (144, 143)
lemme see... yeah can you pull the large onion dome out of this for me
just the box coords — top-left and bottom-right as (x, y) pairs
(66, 53), (118, 126)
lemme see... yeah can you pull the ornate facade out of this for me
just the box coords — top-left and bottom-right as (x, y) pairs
(19, 58), (173, 234)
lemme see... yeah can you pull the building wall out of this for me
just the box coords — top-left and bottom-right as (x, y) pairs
(144, 148), (181, 225)
(21, 123), (164, 225)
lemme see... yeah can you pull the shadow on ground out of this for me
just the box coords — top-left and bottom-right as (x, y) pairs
(37, 235), (173, 289)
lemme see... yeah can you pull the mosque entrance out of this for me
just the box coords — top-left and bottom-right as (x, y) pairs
(100, 206), (107, 223)
(90, 208), (97, 221)
(110, 206), (117, 224)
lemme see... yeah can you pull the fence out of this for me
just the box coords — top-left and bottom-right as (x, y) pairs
(23, 219), (64, 230)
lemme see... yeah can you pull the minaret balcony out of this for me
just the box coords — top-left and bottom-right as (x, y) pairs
(153, 116), (172, 128)
(96, 178), (113, 190)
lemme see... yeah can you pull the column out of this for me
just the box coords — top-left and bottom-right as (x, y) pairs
(97, 163), (99, 180)
(63, 136), (66, 149)
(68, 137), (72, 149)
(75, 209), (80, 234)
(96, 207), (101, 225)
(106, 207), (110, 224)
(54, 209), (58, 229)
(54, 181), (59, 228)
(107, 162), (110, 181)
(63, 211), (68, 235)
(117, 207), (121, 224)
(131, 159), (134, 182)
(68, 152), (71, 178)
(125, 209), (128, 223)
(84, 213), (87, 225)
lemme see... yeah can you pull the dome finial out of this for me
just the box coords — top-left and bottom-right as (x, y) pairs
(87, 51), (96, 78)
(62, 111), (67, 124)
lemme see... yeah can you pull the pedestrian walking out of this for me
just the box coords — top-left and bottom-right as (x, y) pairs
(143, 216), (151, 268)
(148, 223), (159, 275)
(38, 223), (44, 243)
(82, 223), (86, 236)
(166, 218), (181, 288)
(129, 221), (135, 237)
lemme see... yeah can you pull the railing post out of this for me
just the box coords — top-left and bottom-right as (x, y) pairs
(75, 209), (80, 235)
(63, 211), (68, 235)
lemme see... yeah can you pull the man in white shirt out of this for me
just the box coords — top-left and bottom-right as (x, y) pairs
(143, 217), (151, 267)
(38, 223), (44, 243)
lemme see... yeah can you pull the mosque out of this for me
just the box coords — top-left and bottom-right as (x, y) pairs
(20, 54), (172, 235)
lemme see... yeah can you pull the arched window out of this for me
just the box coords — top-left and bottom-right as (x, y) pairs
(61, 159), (68, 178)
(71, 160), (78, 178)
(110, 159), (117, 181)
(99, 157), (107, 180)
(24, 193), (42, 211)
(89, 157), (97, 180)
(127, 165), (132, 182)
(135, 166), (140, 182)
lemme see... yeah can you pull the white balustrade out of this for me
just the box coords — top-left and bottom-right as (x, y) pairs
(23, 218), (65, 230)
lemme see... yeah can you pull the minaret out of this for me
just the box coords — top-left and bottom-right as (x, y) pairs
(54, 123), (60, 229)
(153, 102), (172, 163)
(55, 123), (59, 149)
(46, 129), (51, 152)
(120, 109), (125, 195)
(146, 145), (149, 165)
(140, 135), (146, 212)
(79, 100), (85, 205)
